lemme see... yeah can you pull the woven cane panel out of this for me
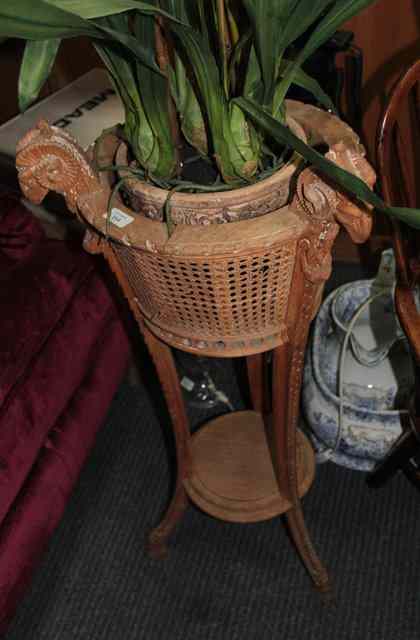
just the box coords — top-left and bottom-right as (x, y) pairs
(114, 242), (296, 344)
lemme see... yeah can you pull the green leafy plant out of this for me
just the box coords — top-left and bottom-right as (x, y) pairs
(2, 0), (420, 228)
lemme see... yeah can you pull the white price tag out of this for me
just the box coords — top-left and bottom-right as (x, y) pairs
(108, 208), (134, 228)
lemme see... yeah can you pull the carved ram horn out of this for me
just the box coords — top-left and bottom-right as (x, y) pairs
(291, 142), (375, 245)
(325, 142), (375, 244)
(16, 120), (104, 214)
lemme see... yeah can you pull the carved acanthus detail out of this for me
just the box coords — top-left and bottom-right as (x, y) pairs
(290, 168), (337, 285)
(299, 224), (339, 285)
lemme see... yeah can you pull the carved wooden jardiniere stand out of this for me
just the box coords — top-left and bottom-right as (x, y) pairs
(16, 101), (375, 594)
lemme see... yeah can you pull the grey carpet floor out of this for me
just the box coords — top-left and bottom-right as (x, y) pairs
(5, 263), (420, 640)
(5, 370), (420, 640)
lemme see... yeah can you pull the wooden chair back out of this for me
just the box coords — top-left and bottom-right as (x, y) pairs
(376, 59), (420, 288)
(369, 59), (420, 489)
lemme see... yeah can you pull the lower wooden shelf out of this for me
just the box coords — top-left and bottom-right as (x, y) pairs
(184, 410), (315, 523)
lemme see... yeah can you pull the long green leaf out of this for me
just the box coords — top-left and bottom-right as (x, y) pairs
(168, 22), (226, 156)
(241, 0), (298, 106)
(170, 19), (260, 181)
(275, 61), (337, 115)
(18, 38), (61, 111)
(44, 0), (181, 21)
(228, 27), (252, 94)
(301, 0), (379, 62)
(168, 65), (208, 156)
(0, 0), (95, 38)
(94, 11), (168, 175)
(278, 0), (333, 51)
(275, 0), (378, 108)
(160, 0), (209, 154)
(240, 1), (333, 110)
(235, 97), (420, 230)
(132, 10), (177, 177)
(243, 44), (263, 102)
(92, 39), (157, 169)
(95, 22), (162, 73)
(0, 0), (167, 74)
(227, 102), (259, 178)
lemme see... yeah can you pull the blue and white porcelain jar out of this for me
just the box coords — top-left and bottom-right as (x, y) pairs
(302, 261), (414, 471)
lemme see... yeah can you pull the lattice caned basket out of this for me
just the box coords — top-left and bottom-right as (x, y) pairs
(110, 208), (306, 357)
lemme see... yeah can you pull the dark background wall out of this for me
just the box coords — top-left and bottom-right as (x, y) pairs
(345, 0), (420, 159)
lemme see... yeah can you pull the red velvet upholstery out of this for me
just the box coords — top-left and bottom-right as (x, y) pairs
(0, 196), (130, 633)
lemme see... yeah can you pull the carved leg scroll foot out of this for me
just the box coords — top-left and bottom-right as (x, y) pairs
(140, 324), (193, 558)
(285, 507), (332, 595)
(282, 353), (331, 594)
(148, 484), (189, 559)
(271, 342), (331, 593)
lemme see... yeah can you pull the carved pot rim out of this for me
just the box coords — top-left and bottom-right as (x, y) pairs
(111, 114), (306, 221)
(15, 100), (372, 254)
(91, 100), (367, 228)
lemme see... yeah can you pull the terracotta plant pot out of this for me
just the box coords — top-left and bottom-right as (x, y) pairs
(113, 114), (306, 224)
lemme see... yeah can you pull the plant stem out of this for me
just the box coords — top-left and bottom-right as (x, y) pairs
(217, 0), (230, 97)
(155, 16), (183, 177)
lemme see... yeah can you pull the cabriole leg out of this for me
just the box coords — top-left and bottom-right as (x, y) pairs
(271, 342), (331, 594)
(141, 324), (191, 558)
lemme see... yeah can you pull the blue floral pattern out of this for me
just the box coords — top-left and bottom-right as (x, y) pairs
(302, 280), (414, 471)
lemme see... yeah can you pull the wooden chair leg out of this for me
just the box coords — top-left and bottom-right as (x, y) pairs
(141, 323), (191, 558)
(271, 342), (331, 594)
(367, 413), (420, 488)
(403, 455), (420, 489)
